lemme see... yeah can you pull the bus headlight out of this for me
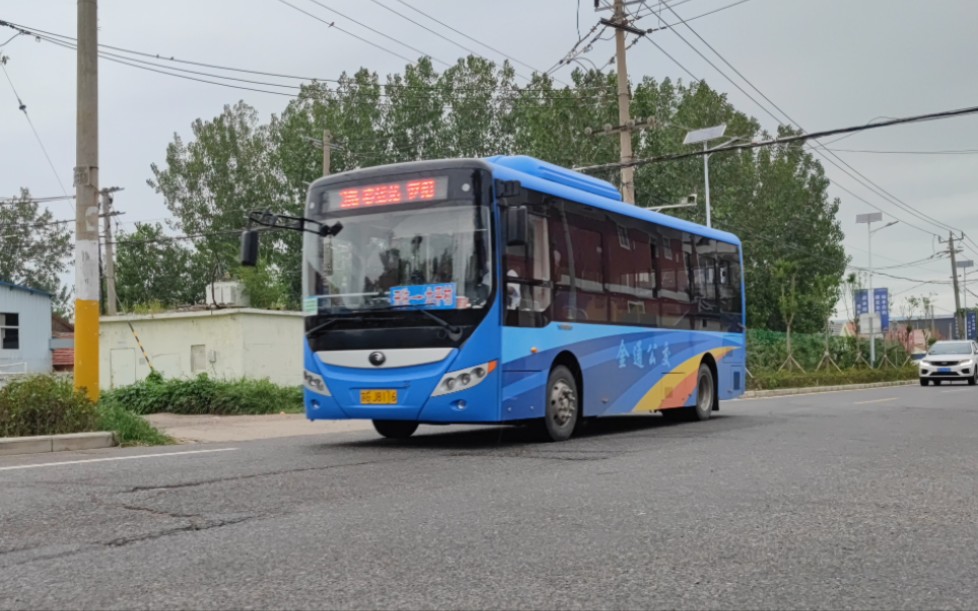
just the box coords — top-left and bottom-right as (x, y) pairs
(432, 361), (497, 397)
(304, 369), (331, 396)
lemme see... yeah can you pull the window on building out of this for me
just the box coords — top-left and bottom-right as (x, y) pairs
(0, 313), (19, 350)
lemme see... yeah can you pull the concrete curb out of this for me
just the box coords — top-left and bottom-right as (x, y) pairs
(0, 432), (117, 457)
(742, 379), (916, 399)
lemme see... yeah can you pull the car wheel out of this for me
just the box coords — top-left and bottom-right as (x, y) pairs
(970, 369), (977, 386)
(920, 378), (929, 387)
(372, 420), (419, 439)
(933, 380), (942, 386)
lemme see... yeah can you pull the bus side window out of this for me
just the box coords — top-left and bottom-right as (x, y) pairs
(504, 210), (552, 327)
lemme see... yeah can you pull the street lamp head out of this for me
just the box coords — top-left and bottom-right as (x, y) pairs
(855, 212), (883, 224)
(683, 124), (727, 145)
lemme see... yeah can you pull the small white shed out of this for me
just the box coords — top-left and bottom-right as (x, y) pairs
(0, 281), (53, 375)
(99, 308), (304, 389)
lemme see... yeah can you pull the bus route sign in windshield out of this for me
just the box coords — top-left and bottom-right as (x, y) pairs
(328, 176), (449, 211)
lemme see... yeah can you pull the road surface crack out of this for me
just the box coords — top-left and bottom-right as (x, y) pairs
(122, 458), (399, 493)
(103, 515), (255, 547)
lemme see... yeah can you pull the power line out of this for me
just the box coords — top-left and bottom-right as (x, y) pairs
(301, 0), (451, 67)
(390, 0), (553, 79)
(657, 1), (963, 241)
(574, 103), (978, 171)
(0, 57), (69, 196)
(368, 0), (536, 83)
(0, 19), (342, 84)
(276, 0), (415, 64)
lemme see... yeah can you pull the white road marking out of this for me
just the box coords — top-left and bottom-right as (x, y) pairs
(854, 397), (897, 405)
(0, 447), (238, 472)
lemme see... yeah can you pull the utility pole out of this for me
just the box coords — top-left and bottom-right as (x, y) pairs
(947, 232), (964, 338)
(612, 0), (635, 203)
(75, 0), (100, 401)
(100, 187), (123, 315)
(322, 129), (331, 177)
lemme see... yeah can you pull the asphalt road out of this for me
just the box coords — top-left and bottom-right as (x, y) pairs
(2, 383), (978, 610)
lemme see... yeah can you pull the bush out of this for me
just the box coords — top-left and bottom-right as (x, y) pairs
(748, 366), (917, 391)
(97, 403), (174, 446)
(0, 375), (99, 437)
(101, 372), (303, 416)
(747, 329), (910, 372)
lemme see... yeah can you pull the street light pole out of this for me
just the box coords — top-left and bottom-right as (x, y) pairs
(856, 213), (898, 367)
(684, 124), (728, 228)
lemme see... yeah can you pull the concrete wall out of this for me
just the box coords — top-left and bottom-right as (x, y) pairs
(0, 286), (53, 374)
(100, 309), (304, 389)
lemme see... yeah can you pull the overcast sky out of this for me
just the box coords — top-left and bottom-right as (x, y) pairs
(3, 0), (978, 321)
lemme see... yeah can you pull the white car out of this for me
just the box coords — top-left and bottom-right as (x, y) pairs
(918, 340), (978, 386)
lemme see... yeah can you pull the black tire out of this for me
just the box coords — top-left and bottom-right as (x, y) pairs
(970, 370), (977, 386)
(691, 363), (715, 421)
(542, 365), (579, 442)
(372, 420), (419, 439)
(920, 378), (929, 386)
(660, 363), (716, 422)
(933, 380), (943, 386)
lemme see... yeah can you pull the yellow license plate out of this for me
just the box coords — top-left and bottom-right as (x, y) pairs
(360, 389), (398, 405)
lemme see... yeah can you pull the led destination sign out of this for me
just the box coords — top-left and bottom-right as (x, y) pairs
(328, 176), (449, 210)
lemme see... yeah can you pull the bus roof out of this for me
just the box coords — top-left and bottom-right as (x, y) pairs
(308, 155), (741, 247)
(485, 155), (741, 247)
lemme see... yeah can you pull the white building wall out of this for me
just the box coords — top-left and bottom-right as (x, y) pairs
(0, 286), (53, 374)
(99, 309), (303, 389)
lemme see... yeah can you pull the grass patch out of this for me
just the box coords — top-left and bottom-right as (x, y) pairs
(101, 371), (303, 416)
(97, 403), (174, 446)
(748, 366), (917, 391)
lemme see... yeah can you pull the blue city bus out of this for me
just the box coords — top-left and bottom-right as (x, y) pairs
(242, 155), (746, 442)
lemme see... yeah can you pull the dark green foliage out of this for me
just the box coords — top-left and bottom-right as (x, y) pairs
(96, 403), (174, 446)
(0, 189), (73, 316)
(0, 375), (98, 437)
(101, 373), (303, 416)
(115, 222), (212, 310)
(748, 367), (917, 391)
(747, 329), (909, 371)
(149, 60), (848, 331)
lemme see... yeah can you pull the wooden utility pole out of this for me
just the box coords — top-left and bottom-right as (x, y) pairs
(947, 232), (964, 338)
(100, 187), (123, 315)
(322, 129), (331, 176)
(75, 0), (100, 401)
(613, 0), (635, 203)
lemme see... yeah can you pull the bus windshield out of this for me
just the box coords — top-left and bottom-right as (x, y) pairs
(305, 201), (493, 314)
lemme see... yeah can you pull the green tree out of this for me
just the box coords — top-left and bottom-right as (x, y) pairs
(149, 101), (298, 307)
(0, 188), (73, 315)
(114, 223), (209, 310)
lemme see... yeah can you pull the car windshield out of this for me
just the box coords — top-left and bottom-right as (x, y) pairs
(303, 202), (492, 314)
(928, 341), (973, 355)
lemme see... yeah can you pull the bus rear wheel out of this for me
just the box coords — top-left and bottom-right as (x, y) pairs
(660, 363), (715, 422)
(542, 365), (579, 442)
(372, 420), (419, 439)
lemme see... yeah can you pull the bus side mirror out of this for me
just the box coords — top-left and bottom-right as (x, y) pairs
(240, 230), (260, 267)
(506, 206), (528, 247)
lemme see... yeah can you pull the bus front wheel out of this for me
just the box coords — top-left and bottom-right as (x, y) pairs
(542, 365), (579, 442)
(372, 420), (419, 440)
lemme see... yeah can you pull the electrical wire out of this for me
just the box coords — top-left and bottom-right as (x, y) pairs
(276, 0), (415, 64)
(658, 1), (964, 242)
(0, 59), (69, 196)
(391, 0), (554, 80)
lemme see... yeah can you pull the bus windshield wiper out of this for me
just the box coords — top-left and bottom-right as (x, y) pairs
(305, 315), (362, 337)
(384, 305), (462, 340)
